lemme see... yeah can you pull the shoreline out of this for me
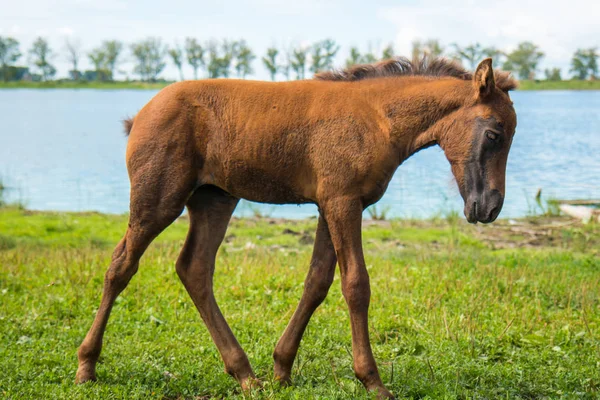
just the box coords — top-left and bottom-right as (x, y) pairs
(1, 206), (592, 250)
(2, 80), (600, 91)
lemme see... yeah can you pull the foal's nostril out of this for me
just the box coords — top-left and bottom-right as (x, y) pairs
(488, 205), (500, 221)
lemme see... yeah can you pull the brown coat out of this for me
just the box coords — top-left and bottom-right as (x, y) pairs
(77, 57), (517, 399)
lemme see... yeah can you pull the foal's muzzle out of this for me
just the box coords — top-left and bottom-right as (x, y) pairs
(464, 189), (504, 224)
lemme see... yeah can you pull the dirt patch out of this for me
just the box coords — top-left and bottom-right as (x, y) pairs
(189, 214), (598, 251)
(472, 216), (598, 250)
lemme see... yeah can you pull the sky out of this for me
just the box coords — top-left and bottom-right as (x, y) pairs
(2, 0), (599, 81)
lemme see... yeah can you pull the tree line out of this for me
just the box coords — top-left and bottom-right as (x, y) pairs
(0, 36), (598, 83)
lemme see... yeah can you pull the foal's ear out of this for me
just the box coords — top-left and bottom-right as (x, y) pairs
(473, 58), (495, 99)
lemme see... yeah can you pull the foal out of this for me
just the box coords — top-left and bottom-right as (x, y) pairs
(76, 57), (517, 398)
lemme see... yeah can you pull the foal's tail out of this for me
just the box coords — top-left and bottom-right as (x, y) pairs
(123, 117), (135, 136)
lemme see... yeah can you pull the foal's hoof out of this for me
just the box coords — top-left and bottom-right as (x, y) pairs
(369, 385), (395, 400)
(273, 366), (292, 386)
(74, 364), (97, 384)
(240, 376), (262, 392)
(274, 374), (292, 387)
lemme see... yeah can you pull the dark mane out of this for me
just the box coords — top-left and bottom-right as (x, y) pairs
(315, 57), (517, 91)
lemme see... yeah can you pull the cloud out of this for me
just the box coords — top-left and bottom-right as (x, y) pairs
(246, 0), (334, 16)
(0, 25), (21, 35)
(58, 26), (74, 36)
(377, 0), (600, 71)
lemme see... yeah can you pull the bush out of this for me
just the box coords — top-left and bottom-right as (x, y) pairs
(0, 178), (5, 207)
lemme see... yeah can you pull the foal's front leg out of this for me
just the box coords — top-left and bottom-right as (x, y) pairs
(176, 187), (257, 390)
(321, 197), (394, 399)
(273, 215), (337, 383)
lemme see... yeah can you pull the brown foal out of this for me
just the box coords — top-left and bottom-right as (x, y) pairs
(76, 57), (517, 398)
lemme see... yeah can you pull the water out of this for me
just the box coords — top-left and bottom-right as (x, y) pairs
(1, 89), (599, 219)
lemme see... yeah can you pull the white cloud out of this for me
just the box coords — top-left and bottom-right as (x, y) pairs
(58, 26), (74, 36)
(10, 25), (22, 35)
(247, 0), (334, 16)
(378, 0), (600, 72)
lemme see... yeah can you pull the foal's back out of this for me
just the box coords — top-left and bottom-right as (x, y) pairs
(129, 79), (396, 205)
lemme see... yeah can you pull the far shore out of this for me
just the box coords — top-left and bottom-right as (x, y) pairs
(1, 79), (600, 91)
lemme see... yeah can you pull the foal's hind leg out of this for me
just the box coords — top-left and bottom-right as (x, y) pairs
(175, 186), (257, 389)
(76, 198), (190, 382)
(76, 143), (196, 383)
(273, 215), (337, 384)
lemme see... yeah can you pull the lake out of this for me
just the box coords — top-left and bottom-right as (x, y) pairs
(1, 89), (598, 219)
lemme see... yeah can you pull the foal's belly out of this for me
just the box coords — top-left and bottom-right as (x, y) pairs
(227, 180), (313, 205)
(214, 163), (315, 205)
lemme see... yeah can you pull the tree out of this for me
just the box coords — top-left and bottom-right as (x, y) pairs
(0, 36), (21, 82)
(361, 49), (377, 64)
(381, 44), (394, 60)
(503, 41), (544, 80)
(413, 39), (444, 60)
(206, 40), (234, 79)
(320, 39), (340, 70)
(589, 48), (599, 79)
(346, 45), (385, 67)
(29, 37), (55, 81)
(411, 40), (422, 61)
(290, 46), (308, 79)
(64, 37), (82, 80)
(262, 47), (279, 81)
(234, 40), (254, 78)
(310, 43), (326, 74)
(451, 43), (503, 69)
(131, 37), (167, 82)
(102, 40), (123, 80)
(570, 49), (588, 80)
(185, 38), (204, 79)
(206, 41), (220, 79)
(219, 40), (235, 78)
(88, 40), (122, 81)
(425, 39), (444, 58)
(88, 49), (107, 81)
(206, 40), (236, 78)
(544, 68), (562, 81)
(310, 39), (339, 74)
(346, 47), (362, 67)
(87, 41), (121, 81)
(452, 43), (483, 70)
(279, 48), (292, 81)
(482, 46), (504, 64)
(570, 48), (598, 80)
(169, 45), (184, 81)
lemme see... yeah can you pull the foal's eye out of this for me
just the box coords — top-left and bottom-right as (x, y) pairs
(486, 130), (499, 141)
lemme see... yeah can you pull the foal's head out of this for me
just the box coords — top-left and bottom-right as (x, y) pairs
(440, 58), (517, 224)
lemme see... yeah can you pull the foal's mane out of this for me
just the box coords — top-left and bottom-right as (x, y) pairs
(315, 57), (517, 92)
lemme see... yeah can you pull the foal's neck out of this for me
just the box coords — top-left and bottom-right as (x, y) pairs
(369, 77), (471, 163)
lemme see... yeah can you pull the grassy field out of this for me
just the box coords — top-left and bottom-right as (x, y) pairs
(2, 79), (600, 91)
(0, 207), (599, 399)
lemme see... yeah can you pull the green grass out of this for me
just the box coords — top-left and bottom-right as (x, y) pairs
(1, 208), (599, 399)
(2, 79), (600, 91)
(518, 79), (600, 90)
